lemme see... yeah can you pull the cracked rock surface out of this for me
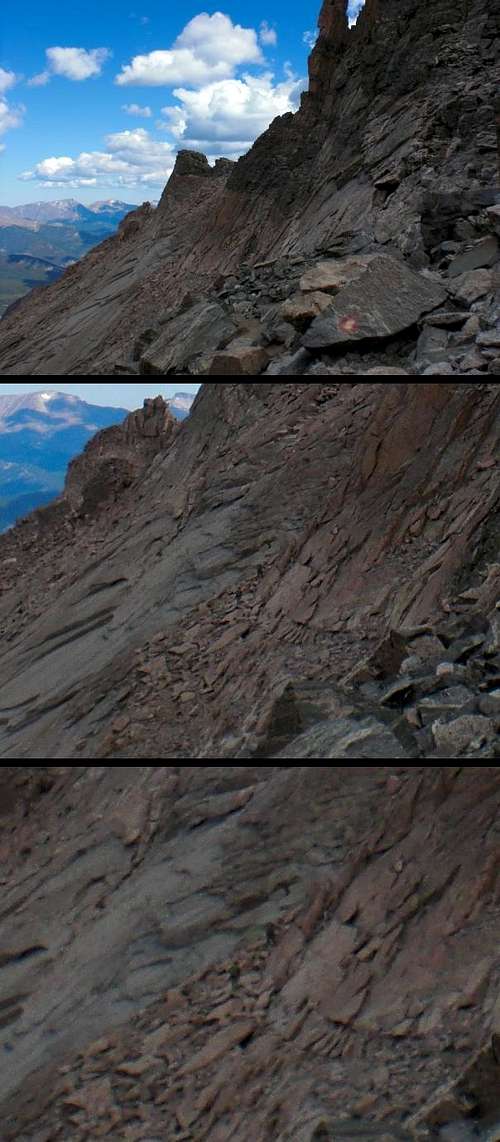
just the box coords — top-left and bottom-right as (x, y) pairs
(0, 765), (499, 1141)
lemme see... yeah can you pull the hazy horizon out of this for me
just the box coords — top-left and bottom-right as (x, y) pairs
(0, 382), (201, 409)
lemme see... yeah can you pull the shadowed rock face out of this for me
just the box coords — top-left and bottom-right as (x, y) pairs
(0, 764), (499, 1141)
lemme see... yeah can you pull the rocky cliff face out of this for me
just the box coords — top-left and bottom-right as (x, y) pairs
(0, 0), (498, 376)
(0, 380), (499, 1139)
(0, 381), (498, 763)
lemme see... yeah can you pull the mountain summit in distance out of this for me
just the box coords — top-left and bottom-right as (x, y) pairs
(0, 389), (128, 531)
(0, 389), (195, 531)
(0, 200), (140, 316)
(1, 199), (138, 225)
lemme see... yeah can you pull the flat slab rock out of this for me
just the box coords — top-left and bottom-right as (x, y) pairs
(140, 301), (237, 375)
(273, 715), (409, 759)
(302, 255), (446, 350)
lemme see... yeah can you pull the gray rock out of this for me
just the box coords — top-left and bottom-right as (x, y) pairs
(361, 366), (410, 375)
(273, 715), (409, 759)
(422, 363), (455, 374)
(140, 301), (237, 375)
(485, 613), (500, 655)
(478, 691), (500, 718)
(448, 631), (486, 662)
(418, 685), (476, 725)
(447, 236), (499, 277)
(264, 349), (312, 375)
(302, 256), (446, 351)
(416, 326), (450, 367)
(432, 714), (496, 756)
(380, 677), (415, 707)
(435, 662), (468, 682)
(448, 270), (494, 305)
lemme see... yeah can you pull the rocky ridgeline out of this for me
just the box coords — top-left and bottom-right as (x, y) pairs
(115, 214), (500, 376)
(0, 396), (178, 602)
(0, 0), (498, 374)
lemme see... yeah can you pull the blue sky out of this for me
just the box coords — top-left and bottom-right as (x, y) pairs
(0, 1), (364, 206)
(0, 382), (201, 408)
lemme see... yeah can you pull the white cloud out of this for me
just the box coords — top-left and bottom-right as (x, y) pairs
(28, 71), (51, 87)
(161, 71), (303, 157)
(0, 96), (25, 137)
(122, 102), (152, 117)
(116, 12), (263, 86)
(28, 47), (111, 86)
(47, 47), (111, 80)
(259, 21), (277, 47)
(348, 1), (365, 24)
(0, 68), (17, 94)
(20, 127), (174, 190)
(303, 30), (318, 49)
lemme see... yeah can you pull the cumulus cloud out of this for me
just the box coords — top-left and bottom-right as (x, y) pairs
(0, 96), (25, 138)
(0, 68), (17, 94)
(20, 127), (174, 190)
(0, 69), (24, 143)
(259, 21), (277, 47)
(303, 30), (318, 49)
(161, 71), (303, 157)
(122, 103), (152, 117)
(116, 12), (263, 86)
(28, 71), (51, 87)
(348, 0), (365, 24)
(28, 46), (111, 86)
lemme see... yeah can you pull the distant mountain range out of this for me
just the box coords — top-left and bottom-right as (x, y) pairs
(0, 390), (128, 531)
(0, 389), (195, 530)
(168, 392), (195, 420)
(0, 199), (138, 316)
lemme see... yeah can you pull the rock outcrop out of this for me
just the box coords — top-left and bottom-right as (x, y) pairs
(0, 0), (498, 375)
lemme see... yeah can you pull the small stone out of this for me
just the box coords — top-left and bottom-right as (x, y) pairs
(447, 236), (499, 277)
(435, 662), (467, 680)
(208, 343), (269, 376)
(432, 714), (496, 755)
(363, 366), (410, 374)
(418, 685), (475, 725)
(117, 1057), (156, 1076)
(380, 677), (415, 707)
(422, 363), (455, 374)
(279, 291), (333, 328)
(448, 269), (493, 305)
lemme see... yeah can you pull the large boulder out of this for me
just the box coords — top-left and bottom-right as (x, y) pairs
(302, 255), (446, 351)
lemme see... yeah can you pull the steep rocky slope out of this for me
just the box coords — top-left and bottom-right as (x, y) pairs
(0, 381), (498, 764)
(0, 381), (499, 1139)
(0, 0), (498, 375)
(0, 765), (499, 1142)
